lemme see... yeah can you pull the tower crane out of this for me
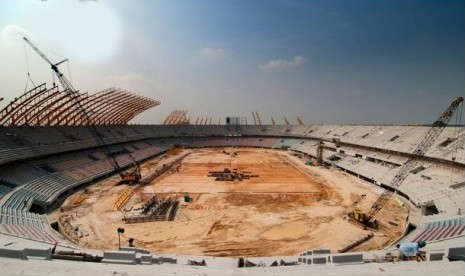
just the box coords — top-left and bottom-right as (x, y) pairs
(349, 96), (463, 228)
(23, 37), (141, 184)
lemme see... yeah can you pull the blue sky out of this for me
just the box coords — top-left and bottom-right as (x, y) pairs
(0, 0), (463, 124)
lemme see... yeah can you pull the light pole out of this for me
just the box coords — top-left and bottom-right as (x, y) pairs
(117, 227), (125, 249)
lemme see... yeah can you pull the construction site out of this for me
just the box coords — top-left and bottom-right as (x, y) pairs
(49, 147), (408, 257)
(0, 5), (463, 273)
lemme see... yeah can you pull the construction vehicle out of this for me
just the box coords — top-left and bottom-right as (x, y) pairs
(349, 96), (464, 228)
(119, 155), (141, 184)
(23, 37), (141, 184)
(349, 209), (379, 229)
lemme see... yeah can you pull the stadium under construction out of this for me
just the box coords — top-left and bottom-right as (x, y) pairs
(0, 37), (463, 276)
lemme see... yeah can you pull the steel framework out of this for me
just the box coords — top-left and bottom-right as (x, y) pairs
(163, 110), (189, 125)
(0, 84), (160, 126)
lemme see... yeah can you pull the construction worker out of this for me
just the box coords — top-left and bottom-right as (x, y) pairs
(396, 241), (426, 261)
(128, 238), (135, 247)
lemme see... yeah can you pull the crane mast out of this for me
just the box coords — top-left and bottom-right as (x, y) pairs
(23, 37), (141, 184)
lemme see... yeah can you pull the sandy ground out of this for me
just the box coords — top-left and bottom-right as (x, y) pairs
(49, 148), (408, 257)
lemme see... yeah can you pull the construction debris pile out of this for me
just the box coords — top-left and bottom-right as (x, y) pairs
(57, 214), (88, 243)
(208, 168), (258, 182)
(123, 195), (179, 224)
(53, 250), (102, 262)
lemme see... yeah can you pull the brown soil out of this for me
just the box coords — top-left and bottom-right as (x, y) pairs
(49, 148), (408, 257)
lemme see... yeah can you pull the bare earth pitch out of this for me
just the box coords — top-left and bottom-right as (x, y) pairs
(49, 148), (408, 257)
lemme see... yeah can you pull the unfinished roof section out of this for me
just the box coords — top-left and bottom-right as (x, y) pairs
(0, 83), (160, 126)
(163, 110), (189, 125)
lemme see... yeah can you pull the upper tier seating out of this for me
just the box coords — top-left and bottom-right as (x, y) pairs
(1, 125), (464, 167)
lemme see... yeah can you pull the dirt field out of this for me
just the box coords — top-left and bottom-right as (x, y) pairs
(49, 148), (408, 257)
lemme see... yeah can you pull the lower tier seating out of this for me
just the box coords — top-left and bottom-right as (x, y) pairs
(412, 216), (465, 243)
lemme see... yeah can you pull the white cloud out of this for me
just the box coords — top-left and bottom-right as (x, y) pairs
(259, 55), (307, 70)
(0, 24), (31, 40)
(103, 73), (154, 91)
(201, 47), (225, 57)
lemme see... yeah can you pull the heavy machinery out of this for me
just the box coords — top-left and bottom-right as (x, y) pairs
(349, 96), (464, 228)
(120, 165), (141, 183)
(23, 37), (141, 184)
(119, 153), (142, 184)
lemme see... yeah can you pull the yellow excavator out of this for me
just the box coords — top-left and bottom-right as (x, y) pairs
(349, 208), (378, 229)
(349, 96), (463, 229)
(119, 157), (141, 184)
(120, 168), (141, 184)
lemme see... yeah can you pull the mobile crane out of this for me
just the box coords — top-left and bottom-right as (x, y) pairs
(23, 37), (141, 184)
(349, 96), (463, 228)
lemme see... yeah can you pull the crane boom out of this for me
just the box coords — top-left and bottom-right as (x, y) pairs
(23, 37), (75, 93)
(23, 37), (141, 184)
(366, 96), (463, 221)
(23, 37), (55, 68)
